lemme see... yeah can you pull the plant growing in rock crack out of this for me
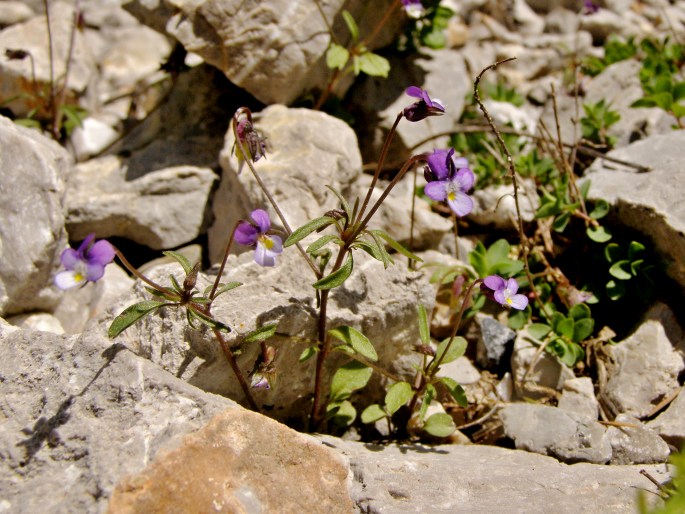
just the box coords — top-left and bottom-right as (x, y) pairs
(3, 0), (88, 142)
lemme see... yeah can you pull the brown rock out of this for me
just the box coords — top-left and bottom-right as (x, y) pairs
(107, 408), (353, 514)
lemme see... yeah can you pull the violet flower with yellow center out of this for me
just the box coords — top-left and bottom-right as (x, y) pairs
(423, 148), (475, 217)
(482, 275), (529, 310)
(235, 209), (283, 267)
(54, 234), (115, 290)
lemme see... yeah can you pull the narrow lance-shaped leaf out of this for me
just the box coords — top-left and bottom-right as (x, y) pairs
(204, 281), (242, 299)
(244, 323), (278, 343)
(417, 304), (430, 346)
(313, 252), (353, 290)
(328, 325), (378, 362)
(163, 250), (193, 274)
(370, 229), (423, 262)
(325, 185), (352, 220)
(367, 230), (393, 269)
(109, 300), (171, 338)
(284, 216), (336, 247)
(307, 234), (343, 254)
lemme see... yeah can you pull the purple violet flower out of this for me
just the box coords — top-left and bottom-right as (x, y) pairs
(403, 86), (445, 122)
(482, 275), (529, 310)
(423, 148), (475, 217)
(54, 234), (115, 290)
(235, 209), (283, 267)
(583, 0), (600, 14)
(401, 0), (426, 18)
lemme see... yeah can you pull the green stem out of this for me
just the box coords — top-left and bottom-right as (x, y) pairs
(208, 221), (240, 303)
(113, 247), (174, 297)
(309, 245), (349, 431)
(231, 112), (321, 279)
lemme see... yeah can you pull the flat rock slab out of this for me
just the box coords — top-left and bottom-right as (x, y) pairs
(321, 436), (669, 513)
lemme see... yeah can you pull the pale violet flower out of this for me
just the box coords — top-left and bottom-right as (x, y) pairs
(54, 234), (115, 290)
(235, 209), (283, 267)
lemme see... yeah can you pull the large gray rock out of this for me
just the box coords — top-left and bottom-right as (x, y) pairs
(499, 403), (612, 464)
(208, 104), (362, 264)
(0, 115), (69, 316)
(602, 303), (684, 419)
(0, 2), (95, 118)
(607, 414), (671, 466)
(583, 131), (685, 293)
(104, 248), (436, 421)
(321, 434), (668, 513)
(65, 155), (217, 250)
(647, 387), (685, 449)
(123, 0), (399, 105)
(0, 327), (237, 513)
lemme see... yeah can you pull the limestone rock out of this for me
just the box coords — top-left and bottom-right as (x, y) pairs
(583, 131), (685, 293)
(208, 104), (362, 264)
(123, 0), (399, 105)
(6, 312), (64, 334)
(499, 403), (612, 463)
(65, 155), (217, 250)
(0, 115), (69, 316)
(0, 327), (237, 513)
(557, 376), (599, 423)
(602, 303), (684, 419)
(476, 315), (516, 369)
(321, 434), (668, 513)
(108, 409), (353, 513)
(607, 414), (671, 465)
(647, 387), (685, 449)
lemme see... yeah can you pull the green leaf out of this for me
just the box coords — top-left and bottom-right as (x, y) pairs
(284, 216), (336, 247)
(507, 307), (529, 330)
(306, 234), (343, 254)
(604, 243), (623, 263)
(606, 279), (626, 300)
(587, 225), (612, 243)
(370, 229), (423, 262)
(357, 52), (390, 78)
(384, 381), (413, 415)
(341, 10), (359, 41)
(313, 252), (353, 290)
(325, 185), (352, 219)
(628, 240), (645, 260)
(556, 318), (575, 340)
(163, 250), (193, 274)
(568, 303), (591, 321)
(609, 260), (633, 280)
(108, 300), (170, 338)
(366, 231), (394, 269)
(434, 336), (467, 367)
(360, 404), (386, 424)
(589, 199), (610, 220)
(673, 81), (685, 101)
(572, 318), (594, 343)
(417, 305), (431, 346)
(326, 399), (357, 427)
(528, 323), (552, 340)
(423, 413), (456, 438)
(552, 211), (572, 233)
(329, 360), (372, 402)
(439, 377), (468, 408)
(244, 323), (278, 343)
(536, 201), (562, 218)
(328, 325), (378, 362)
(326, 43), (349, 70)
(421, 26), (447, 49)
(299, 346), (318, 362)
(205, 281), (242, 298)
(169, 274), (183, 294)
(417, 384), (436, 423)
(186, 306), (233, 332)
